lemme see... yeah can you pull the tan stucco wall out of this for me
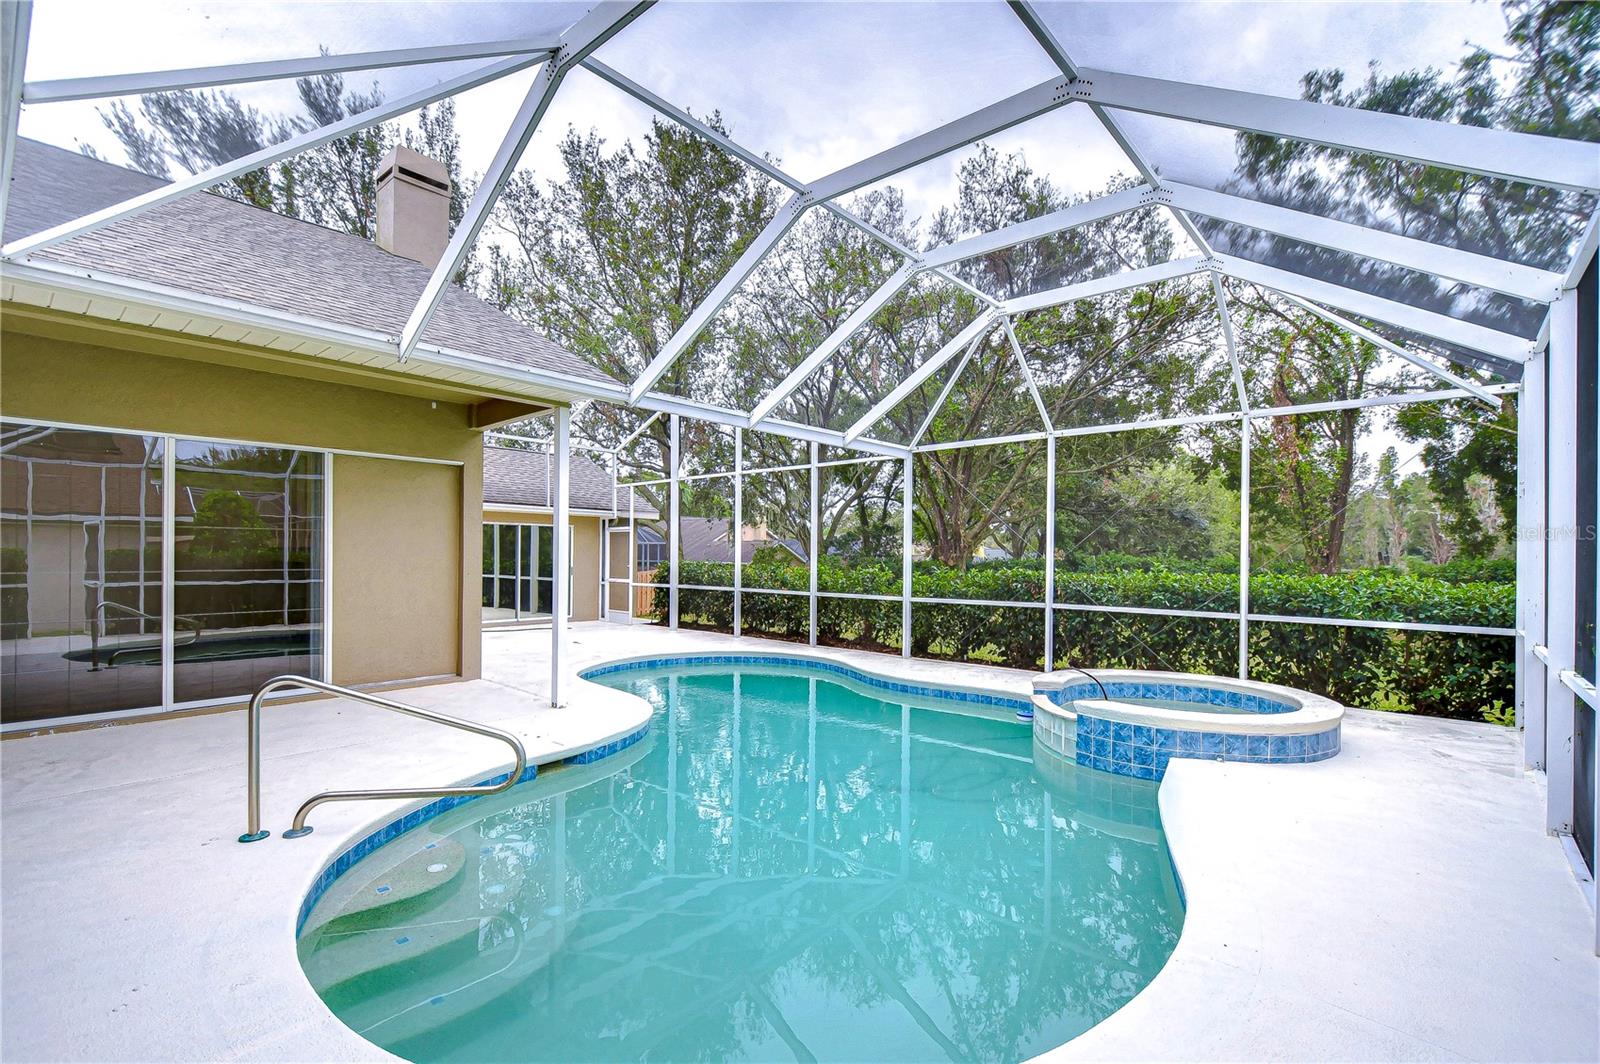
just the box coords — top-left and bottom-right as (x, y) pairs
(481, 509), (605, 621)
(335, 457), (463, 684)
(1, 320), (485, 688)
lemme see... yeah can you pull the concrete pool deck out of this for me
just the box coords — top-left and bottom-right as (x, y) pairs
(1, 622), (1595, 1061)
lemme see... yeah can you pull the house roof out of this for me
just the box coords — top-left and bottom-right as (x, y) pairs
(483, 443), (658, 517)
(3, 139), (613, 387)
(677, 516), (807, 564)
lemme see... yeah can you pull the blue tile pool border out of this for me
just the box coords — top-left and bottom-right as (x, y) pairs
(1049, 681), (1296, 715)
(1059, 710), (1341, 781)
(581, 654), (1033, 715)
(294, 722), (650, 936)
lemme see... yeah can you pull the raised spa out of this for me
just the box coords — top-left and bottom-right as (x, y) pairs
(1030, 669), (1344, 781)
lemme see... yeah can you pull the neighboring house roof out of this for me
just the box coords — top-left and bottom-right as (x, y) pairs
(3, 139), (613, 386)
(678, 516), (807, 564)
(482, 443), (658, 518)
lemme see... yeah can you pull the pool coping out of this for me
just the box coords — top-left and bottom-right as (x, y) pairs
(579, 649), (1034, 715)
(1033, 667), (1344, 736)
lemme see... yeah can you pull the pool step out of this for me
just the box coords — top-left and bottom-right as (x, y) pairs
(302, 840), (533, 999)
(302, 832), (467, 939)
(336, 909), (572, 1049)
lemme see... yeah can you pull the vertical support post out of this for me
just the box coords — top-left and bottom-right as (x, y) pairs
(902, 455), (913, 659)
(550, 405), (571, 707)
(160, 438), (176, 710)
(808, 441), (819, 647)
(1044, 435), (1056, 671)
(733, 427), (744, 638)
(1238, 415), (1252, 679)
(1546, 290), (1578, 835)
(0, 2), (33, 242)
(1518, 348), (1548, 769)
(627, 483), (637, 621)
(669, 414), (680, 631)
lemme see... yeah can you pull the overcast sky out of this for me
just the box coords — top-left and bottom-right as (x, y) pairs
(18, 0), (1511, 463)
(21, 0), (1510, 223)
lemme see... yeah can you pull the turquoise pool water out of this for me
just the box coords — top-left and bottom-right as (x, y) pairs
(298, 663), (1184, 1063)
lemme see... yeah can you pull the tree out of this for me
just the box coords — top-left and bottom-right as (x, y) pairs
(1218, 0), (1591, 565)
(97, 63), (475, 282)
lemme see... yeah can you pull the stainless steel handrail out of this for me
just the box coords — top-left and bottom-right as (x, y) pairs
(90, 600), (202, 670)
(239, 674), (528, 843)
(1056, 666), (1110, 701)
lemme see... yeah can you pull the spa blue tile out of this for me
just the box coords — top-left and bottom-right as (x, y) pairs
(1154, 729), (1179, 754)
(1201, 732), (1224, 757)
(1133, 744), (1155, 767)
(1224, 733), (1249, 760)
(1245, 734), (1270, 759)
(1131, 725), (1155, 748)
(1178, 730), (1204, 755)
(1111, 721), (1133, 744)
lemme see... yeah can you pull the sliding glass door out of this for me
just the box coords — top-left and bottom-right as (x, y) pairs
(481, 521), (567, 624)
(171, 440), (325, 704)
(0, 420), (327, 726)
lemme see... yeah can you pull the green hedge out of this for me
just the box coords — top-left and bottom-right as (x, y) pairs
(656, 559), (1514, 722)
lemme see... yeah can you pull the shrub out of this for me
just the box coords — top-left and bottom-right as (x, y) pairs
(650, 558), (1514, 720)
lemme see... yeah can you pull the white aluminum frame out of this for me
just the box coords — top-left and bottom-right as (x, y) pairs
(3, 0), (1596, 902)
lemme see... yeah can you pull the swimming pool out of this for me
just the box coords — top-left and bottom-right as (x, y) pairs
(297, 659), (1184, 1062)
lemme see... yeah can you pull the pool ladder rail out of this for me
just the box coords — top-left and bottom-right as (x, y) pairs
(89, 600), (203, 670)
(238, 674), (528, 844)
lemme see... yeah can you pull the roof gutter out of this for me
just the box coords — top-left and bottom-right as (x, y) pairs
(1, 255), (625, 406)
(1, 257), (914, 460)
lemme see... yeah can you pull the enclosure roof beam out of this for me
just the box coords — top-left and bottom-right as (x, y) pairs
(808, 75), (1073, 203)
(749, 262), (918, 425)
(0, 1), (31, 246)
(1161, 183), (1564, 302)
(1007, 0), (1225, 259)
(1274, 291), (1502, 408)
(911, 331), (985, 446)
(614, 411), (663, 453)
(1006, 1), (1159, 185)
(2, 52), (547, 259)
(1001, 255), (1208, 315)
(583, 58), (997, 312)
(749, 184), (1157, 429)
(844, 311), (1002, 443)
(582, 58), (801, 190)
(1071, 65), (1599, 192)
(1001, 316), (1053, 430)
(922, 183), (1154, 269)
(399, 1), (654, 361)
(1209, 274), (1250, 413)
(628, 190), (809, 402)
(1215, 253), (1532, 362)
(22, 37), (560, 104)
(632, 389), (910, 459)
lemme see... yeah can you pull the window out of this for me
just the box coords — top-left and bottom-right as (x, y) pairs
(0, 421), (327, 725)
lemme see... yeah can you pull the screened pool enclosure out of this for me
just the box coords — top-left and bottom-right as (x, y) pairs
(1, 2), (1595, 900)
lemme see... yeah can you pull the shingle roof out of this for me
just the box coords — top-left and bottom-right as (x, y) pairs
(483, 443), (658, 517)
(677, 516), (806, 563)
(4, 139), (613, 385)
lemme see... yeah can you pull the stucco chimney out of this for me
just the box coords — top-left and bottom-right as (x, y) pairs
(375, 146), (451, 268)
